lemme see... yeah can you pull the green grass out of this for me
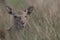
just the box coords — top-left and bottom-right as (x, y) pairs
(0, 0), (60, 40)
(9, 0), (28, 9)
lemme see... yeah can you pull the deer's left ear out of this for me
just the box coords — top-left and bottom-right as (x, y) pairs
(27, 6), (34, 15)
(6, 6), (13, 15)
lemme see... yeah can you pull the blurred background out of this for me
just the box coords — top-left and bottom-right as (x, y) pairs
(0, 0), (60, 40)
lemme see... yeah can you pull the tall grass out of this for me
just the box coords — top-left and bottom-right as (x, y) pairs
(0, 0), (60, 40)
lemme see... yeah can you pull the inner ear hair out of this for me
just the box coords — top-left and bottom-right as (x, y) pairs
(28, 6), (34, 11)
(27, 6), (34, 15)
(6, 6), (13, 14)
(6, 6), (12, 11)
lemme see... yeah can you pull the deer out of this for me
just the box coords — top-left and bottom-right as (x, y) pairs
(0, 6), (34, 40)
(6, 6), (34, 31)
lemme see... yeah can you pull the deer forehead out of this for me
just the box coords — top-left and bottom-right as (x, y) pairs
(15, 10), (27, 17)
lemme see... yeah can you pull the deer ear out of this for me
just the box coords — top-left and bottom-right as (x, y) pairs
(27, 6), (34, 15)
(6, 6), (12, 14)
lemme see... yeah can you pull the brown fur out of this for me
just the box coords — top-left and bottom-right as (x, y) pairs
(6, 6), (34, 31)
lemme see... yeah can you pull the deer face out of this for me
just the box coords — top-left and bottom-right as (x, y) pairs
(13, 10), (28, 28)
(6, 6), (34, 30)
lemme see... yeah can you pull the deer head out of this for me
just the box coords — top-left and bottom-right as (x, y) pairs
(6, 6), (34, 30)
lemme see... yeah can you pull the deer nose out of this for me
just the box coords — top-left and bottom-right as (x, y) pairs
(21, 21), (25, 25)
(21, 22), (24, 25)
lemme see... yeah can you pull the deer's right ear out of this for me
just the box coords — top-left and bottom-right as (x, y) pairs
(27, 6), (34, 15)
(6, 6), (12, 15)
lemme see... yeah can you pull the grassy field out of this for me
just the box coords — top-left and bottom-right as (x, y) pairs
(0, 0), (60, 40)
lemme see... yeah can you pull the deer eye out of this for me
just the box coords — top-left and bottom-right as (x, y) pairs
(14, 16), (17, 18)
(25, 16), (27, 18)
